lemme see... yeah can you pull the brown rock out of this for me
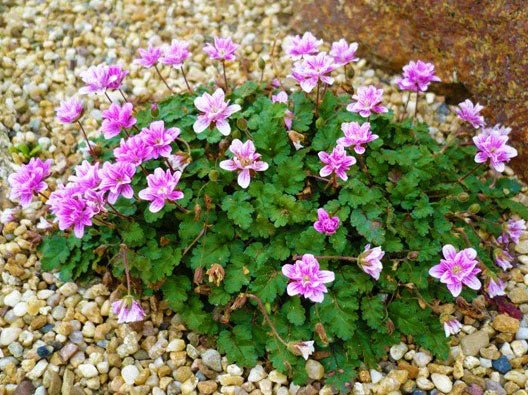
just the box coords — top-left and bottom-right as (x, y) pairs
(462, 371), (486, 388)
(293, 0), (528, 181)
(397, 360), (419, 379)
(30, 315), (48, 330)
(492, 313), (520, 333)
(197, 381), (218, 394)
(14, 380), (35, 395)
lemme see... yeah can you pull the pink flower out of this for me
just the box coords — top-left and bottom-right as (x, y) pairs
(69, 160), (100, 191)
(100, 103), (137, 139)
(112, 297), (146, 324)
(54, 194), (94, 238)
(106, 65), (128, 90)
(138, 168), (184, 213)
(289, 53), (336, 93)
(394, 60), (441, 92)
(329, 39), (359, 66)
(456, 99), (486, 129)
(99, 162), (136, 204)
(161, 39), (190, 67)
(286, 32), (322, 60)
(313, 208), (340, 235)
(486, 277), (506, 298)
(481, 124), (511, 138)
(203, 36), (238, 61)
(429, 244), (481, 297)
(288, 341), (315, 360)
(347, 86), (388, 117)
(167, 153), (191, 172)
(55, 97), (83, 124)
(498, 219), (526, 244)
(443, 319), (462, 337)
(318, 145), (356, 181)
(272, 91), (294, 130)
(114, 136), (152, 166)
(193, 88), (241, 136)
(140, 120), (180, 159)
(0, 208), (18, 224)
(473, 132), (517, 173)
(282, 254), (335, 303)
(337, 121), (378, 154)
(79, 65), (113, 94)
(358, 244), (384, 280)
(494, 248), (513, 271)
(134, 45), (162, 68)
(219, 139), (268, 188)
(8, 158), (53, 207)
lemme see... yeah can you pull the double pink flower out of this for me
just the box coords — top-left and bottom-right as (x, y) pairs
(456, 99), (485, 129)
(394, 60), (441, 92)
(429, 244), (481, 297)
(219, 139), (268, 189)
(329, 39), (359, 66)
(313, 208), (340, 235)
(55, 97), (83, 124)
(203, 36), (238, 61)
(286, 32), (322, 60)
(8, 158), (53, 207)
(337, 121), (378, 154)
(318, 145), (356, 181)
(140, 120), (180, 159)
(347, 86), (388, 118)
(138, 168), (184, 213)
(101, 103), (137, 139)
(193, 88), (241, 136)
(473, 132), (517, 173)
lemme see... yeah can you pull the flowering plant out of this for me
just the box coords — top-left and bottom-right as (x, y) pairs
(9, 33), (527, 387)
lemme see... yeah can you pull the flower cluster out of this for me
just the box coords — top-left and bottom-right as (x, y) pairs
(80, 64), (128, 94)
(8, 158), (53, 207)
(394, 60), (441, 92)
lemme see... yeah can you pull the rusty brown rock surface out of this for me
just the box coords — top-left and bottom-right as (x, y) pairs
(293, 0), (528, 180)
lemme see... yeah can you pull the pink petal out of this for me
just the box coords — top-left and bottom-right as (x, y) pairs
(216, 119), (231, 136)
(219, 159), (238, 171)
(237, 169), (251, 189)
(193, 116), (210, 134)
(442, 244), (457, 260)
(446, 282), (462, 297)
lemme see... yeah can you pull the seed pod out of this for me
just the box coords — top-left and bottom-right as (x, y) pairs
(258, 57), (266, 70)
(194, 285), (211, 295)
(407, 251), (419, 260)
(457, 192), (470, 202)
(477, 193), (487, 201)
(208, 169), (219, 182)
(206, 264), (225, 286)
(315, 323), (329, 345)
(236, 118), (248, 130)
(469, 203), (481, 214)
(193, 267), (204, 285)
(231, 129), (241, 139)
(231, 293), (247, 310)
(346, 67), (355, 79)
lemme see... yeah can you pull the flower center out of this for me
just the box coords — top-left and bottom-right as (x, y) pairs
(239, 157), (252, 167)
(451, 265), (461, 274)
(302, 275), (311, 285)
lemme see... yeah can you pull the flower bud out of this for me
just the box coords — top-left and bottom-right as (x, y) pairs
(193, 267), (204, 285)
(206, 264), (225, 286)
(468, 203), (480, 214)
(194, 285), (211, 295)
(315, 323), (329, 345)
(258, 57), (266, 70)
(235, 98), (243, 105)
(160, 236), (170, 247)
(236, 118), (248, 130)
(457, 192), (469, 202)
(287, 341), (315, 360)
(315, 117), (324, 128)
(194, 204), (201, 221)
(208, 169), (219, 182)
(231, 293), (247, 310)
(407, 251), (419, 260)
(477, 193), (487, 201)
(231, 129), (241, 139)
(150, 103), (159, 117)
(346, 67), (355, 79)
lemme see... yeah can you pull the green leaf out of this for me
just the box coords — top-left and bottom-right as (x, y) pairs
(162, 275), (191, 311)
(221, 191), (254, 230)
(218, 324), (260, 367)
(39, 234), (71, 272)
(282, 297), (306, 326)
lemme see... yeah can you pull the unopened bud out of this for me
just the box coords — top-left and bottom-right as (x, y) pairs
(235, 98), (243, 105)
(457, 192), (469, 202)
(193, 267), (204, 285)
(150, 103), (159, 117)
(194, 204), (201, 220)
(208, 169), (219, 182)
(204, 194), (213, 211)
(231, 293), (247, 310)
(346, 67), (355, 79)
(469, 203), (480, 214)
(160, 236), (170, 247)
(231, 129), (241, 139)
(258, 57), (266, 70)
(236, 118), (248, 130)
(477, 193), (487, 201)
(206, 264), (225, 286)
(315, 323), (329, 345)
(315, 117), (324, 128)
(407, 251), (419, 260)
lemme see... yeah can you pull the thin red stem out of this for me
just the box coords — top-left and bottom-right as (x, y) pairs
(121, 244), (131, 295)
(180, 66), (192, 93)
(77, 120), (97, 159)
(293, 254), (358, 262)
(155, 64), (173, 93)
(222, 60), (229, 94)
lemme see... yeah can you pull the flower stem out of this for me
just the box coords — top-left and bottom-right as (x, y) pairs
(413, 89), (419, 123)
(164, 157), (175, 172)
(104, 91), (113, 104)
(458, 163), (484, 183)
(357, 155), (373, 184)
(180, 66), (192, 94)
(182, 224), (207, 257)
(401, 93), (410, 121)
(121, 244), (131, 295)
(107, 201), (131, 220)
(154, 64), (173, 93)
(93, 216), (116, 229)
(246, 293), (287, 346)
(76, 120), (97, 159)
(222, 60), (229, 94)
(315, 81), (321, 116)
(292, 254), (358, 262)
(176, 137), (192, 157)
(119, 89), (128, 102)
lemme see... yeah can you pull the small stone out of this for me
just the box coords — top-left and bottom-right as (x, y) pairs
(491, 356), (512, 373)
(248, 365), (267, 382)
(59, 342), (79, 362)
(28, 360), (48, 380)
(375, 377), (400, 393)
(197, 381), (218, 394)
(504, 370), (527, 386)
(58, 282), (78, 296)
(181, 376), (198, 394)
(507, 287), (528, 303)
(0, 327), (22, 345)
(493, 314), (520, 333)
(226, 364), (243, 376)
(431, 373), (453, 393)
(370, 369), (384, 384)
(30, 316), (48, 330)
(78, 363), (98, 378)
(37, 345), (52, 358)
(48, 370), (62, 395)
(413, 351), (432, 367)
(174, 366), (193, 382)
(166, 339), (185, 352)
(390, 343), (408, 361)
(416, 377), (434, 391)
(485, 380), (506, 395)
(269, 370), (288, 384)
(8, 342), (23, 358)
(122, 364), (140, 385)
(511, 339), (528, 356)
(387, 369), (408, 385)
(516, 327), (528, 340)
(14, 380), (35, 395)
(149, 338), (168, 359)
(305, 359), (324, 380)
(201, 349), (222, 372)
(4, 290), (22, 307)
(460, 330), (489, 356)
(218, 374), (244, 386)
(463, 356), (480, 369)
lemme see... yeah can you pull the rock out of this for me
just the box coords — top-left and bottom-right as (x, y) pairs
(0, 327), (22, 345)
(416, 377), (434, 391)
(227, 364), (243, 376)
(181, 376), (198, 394)
(504, 370), (527, 386)
(463, 356), (480, 369)
(248, 365), (267, 382)
(516, 327), (528, 340)
(122, 364), (140, 385)
(30, 316), (48, 330)
(218, 374), (244, 386)
(4, 290), (22, 307)
(460, 330), (489, 356)
(374, 377), (400, 394)
(387, 369), (408, 385)
(78, 363), (98, 378)
(58, 282), (78, 296)
(48, 370), (62, 395)
(493, 314), (520, 333)
(491, 356), (512, 373)
(511, 339), (528, 356)
(293, 0), (528, 181)
(268, 370), (288, 384)
(148, 338), (168, 359)
(197, 381), (218, 394)
(390, 343), (408, 361)
(485, 380), (506, 395)
(397, 360), (419, 379)
(201, 349), (222, 372)
(305, 359), (324, 380)
(413, 351), (432, 367)
(370, 369), (384, 384)
(28, 360), (48, 380)
(167, 339), (185, 352)
(59, 342), (79, 362)
(508, 287), (528, 303)
(431, 373), (453, 393)
(14, 380), (35, 395)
